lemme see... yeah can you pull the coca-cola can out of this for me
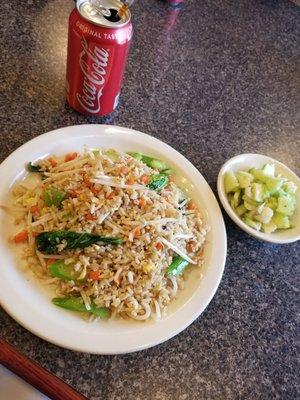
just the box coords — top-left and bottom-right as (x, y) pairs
(66, 0), (133, 116)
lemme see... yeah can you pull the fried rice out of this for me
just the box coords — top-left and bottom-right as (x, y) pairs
(6, 148), (208, 321)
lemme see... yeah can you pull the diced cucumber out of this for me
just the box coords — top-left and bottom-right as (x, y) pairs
(254, 206), (273, 224)
(244, 186), (252, 199)
(244, 200), (257, 211)
(230, 191), (241, 209)
(262, 221), (277, 233)
(263, 186), (270, 200)
(243, 217), (262, 231)
(249, 168), (268, 183)
(245, 184), (268, 203)
(230, 195), (235, 209)
(256, 203), (266, 215)
(283, 181), (297, 194)
(236, 171), (254, 188)
(272, 212), (290, 229)
(252, 182), (265, 202)
(263, 163), (275, 176)
(265, 176), (284, 194)
(235, 204), (247, 216)
(224, 171), (239, 193)
(245, 210), (256, 219)
(290, 194), (297, 207)
(276, 195), (295, 216)
(242, 195), (260, 207)
(271, 188), (287, 198)
(266, 197), (278, 211)
(232, 190), (241, 208)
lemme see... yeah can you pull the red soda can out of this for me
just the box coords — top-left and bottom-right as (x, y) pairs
(66, 0), (133, 116)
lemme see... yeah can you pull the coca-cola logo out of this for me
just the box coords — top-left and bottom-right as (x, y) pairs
(76, 37), (109, 114)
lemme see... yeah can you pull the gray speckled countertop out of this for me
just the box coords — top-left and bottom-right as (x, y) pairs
(1, 0), (299, 399)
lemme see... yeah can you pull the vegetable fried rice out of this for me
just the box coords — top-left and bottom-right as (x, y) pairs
(6, 148), (208, 321)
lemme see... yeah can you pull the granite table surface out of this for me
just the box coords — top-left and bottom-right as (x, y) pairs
(0, 0), (299, 399)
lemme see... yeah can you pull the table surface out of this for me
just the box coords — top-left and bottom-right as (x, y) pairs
(1, 0), (299, 399)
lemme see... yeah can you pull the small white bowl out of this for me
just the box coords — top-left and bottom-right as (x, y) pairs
(217, 153), (300, 244)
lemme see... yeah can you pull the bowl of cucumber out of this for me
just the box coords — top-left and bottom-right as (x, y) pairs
(217, 153), (300, 244)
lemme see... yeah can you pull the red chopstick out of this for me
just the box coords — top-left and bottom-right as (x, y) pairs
(0, 339), (88, 400)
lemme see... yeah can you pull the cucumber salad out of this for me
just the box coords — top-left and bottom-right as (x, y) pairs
(224, 164), (297, 233)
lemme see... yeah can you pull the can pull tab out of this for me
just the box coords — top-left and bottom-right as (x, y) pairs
(90, 0), (111, 17)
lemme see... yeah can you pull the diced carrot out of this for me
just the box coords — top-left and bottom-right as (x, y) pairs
(90, 185), (100, 195)
(139, 198), (147, 209)
(140, 174), (149, 185)
(32, 231), (39, 237)
(30, 205), (40, 215)
(120, 166), (129, 175)
(88, 270), (101, 281)
(83, 175), (92, 187)
(64, 152), (77, 162)
(187, 201), (196, 210)
(85, 213), (97, 221)
(105, 191), (115, 200)
(45, 258), (56, 267)
(133, 227), (141, 237)
(187, 241), (196, 253)
(126, 178), (135, 185)
(69, 189), (78, 198)
(84, 179), (93, 189)
(13, 230), (28, 244)
(48, 157), (57, 168)
(155, 241), (164, 251)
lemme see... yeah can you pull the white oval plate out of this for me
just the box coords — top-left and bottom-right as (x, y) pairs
(0, 125), (226, 354)
(217, 153), (300, 244)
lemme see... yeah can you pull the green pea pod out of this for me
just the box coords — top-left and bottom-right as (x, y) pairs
(52, 297), (87, 312)
(141, 156), (167, 171)
(167, 256), (189, 276)
(127, 152), (168, 171)
(90, 304), (110, 319)
(148, 174), (169, 191)
(161, 168), (173, 176)
(127, 151), (143, 161)
(52, 297), (110, 319)
(49, 260), (78, 281)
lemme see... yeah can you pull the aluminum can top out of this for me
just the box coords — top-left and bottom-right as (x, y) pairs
(76, 0), (131, 28)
